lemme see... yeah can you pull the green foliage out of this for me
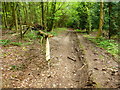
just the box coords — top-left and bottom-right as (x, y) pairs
(23, 42), (32, 46)
(2, 2), (119, 38)
(75, 29), (88, 33)
(84, 35), (118, 57)
(10, 42), (22, 46)
(11, 65), (17, 70)
(0, 40), (21, 46)
(0, 39), (22, 46)
(0, 39), (32, 46)
(48, 31), (58, 36)
(75, 29), (82, 32)
(24, 31), (37, 40)
(0, 39), (11, 46)
(55, 28), (67, 32)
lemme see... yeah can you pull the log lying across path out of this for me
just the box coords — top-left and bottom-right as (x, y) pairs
(38, 30), (53, 38)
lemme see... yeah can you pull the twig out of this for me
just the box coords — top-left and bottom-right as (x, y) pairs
(78, 63), (87, 71)
(67, 56), (76, 61)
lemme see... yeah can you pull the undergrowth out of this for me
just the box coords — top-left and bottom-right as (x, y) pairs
(0, 31), (44, 46)
(0, 30), (47, 47)
(0, 40), (32, 46)
(83, 35), (118, 57)
(52, 28), (67, 36)
(24, 31), (39, 41)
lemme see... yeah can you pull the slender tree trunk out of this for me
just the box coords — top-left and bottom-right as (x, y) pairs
(12, 2), (18, 32)
(5, 3), (8, 28)
(47, 2), (56, 32)
(46, 1), (49, 30)
(96, 0), (104, 38)
(86, 7), (91, 34)
(29, 3), (33, 24)
(41, 1), (44, 28)
(3, 2), (7, 28)
(108, 2), (112, 39)
(44, 2), (48, 30)
(23, 3), (28, 24)
(18, 3), (23, 40)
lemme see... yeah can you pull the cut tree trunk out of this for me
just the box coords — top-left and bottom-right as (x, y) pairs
(46, 37), (50, 61)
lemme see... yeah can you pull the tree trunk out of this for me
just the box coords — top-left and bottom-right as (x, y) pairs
(96, 0), (104, 38)
(47, 2), (56, 32)
(12, 2), (18, 32)
(86, 6), (91, 34)
(23, 3), (28, 24)
(29, 3), (33, 24)
(3, 2), (7, 29)
(19, 4), (23, 40)
(41, 1), (44, 28)
(46, 1), (49, 31)
(108, 2), (112, 39)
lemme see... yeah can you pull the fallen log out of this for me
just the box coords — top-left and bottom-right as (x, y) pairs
(38, 30), (53, 38)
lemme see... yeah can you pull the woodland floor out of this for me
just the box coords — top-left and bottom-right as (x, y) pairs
(1, 29), (120, 88)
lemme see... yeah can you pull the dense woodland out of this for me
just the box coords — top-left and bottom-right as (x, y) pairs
(1, 2), (120, 38)
(1, 1), (120, 88)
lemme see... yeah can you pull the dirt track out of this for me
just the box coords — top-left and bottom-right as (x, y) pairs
(48, 30), (119, 88)
(49, 30), (88, 88)
(2, 29), (119, 88)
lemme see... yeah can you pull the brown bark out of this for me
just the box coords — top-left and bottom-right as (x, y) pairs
(47, 2), (56, 32)
(96, 0), (104, 38)
(39, 30), (53, 37)
(12, 2), (18, 32)
(3, 2), (8, 28)
(41, 1), (44, 27)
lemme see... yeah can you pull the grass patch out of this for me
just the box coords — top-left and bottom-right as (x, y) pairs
(0, 39), (11, 46)
(75, 29), (88, 33)
(47, 31), (58, 36)
(0, 39), (33, 46)
(0, 40), (20, 46)
(23, 42), (33, 46)
(10, 42), (23, 46)
(83, 35), (118, 57)
(55, 27), (67, 31)
(52, 27), (67, 36)
(75, 29), (82, 32)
